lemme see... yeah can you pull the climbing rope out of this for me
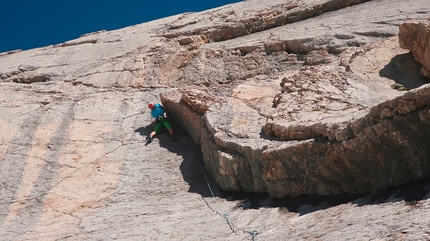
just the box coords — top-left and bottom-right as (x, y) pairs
(177, 131), (259, 241)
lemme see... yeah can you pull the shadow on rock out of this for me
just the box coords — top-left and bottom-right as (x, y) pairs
(379, 52), (430, 90)
(135, 125), (153, 139)
(352, 179), (430, 207)
(226, 179), (430, 216)
(135, 120), (222, 198)
(136, 120), (430, 216)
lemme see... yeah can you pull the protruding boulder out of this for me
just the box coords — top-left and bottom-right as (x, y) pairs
(399, 19), (430, 78)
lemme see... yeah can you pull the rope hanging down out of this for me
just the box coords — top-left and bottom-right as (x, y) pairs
(177, 131), (259, 241)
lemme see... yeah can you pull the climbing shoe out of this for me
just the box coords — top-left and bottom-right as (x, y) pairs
(146, 135), (153, 144)
(171, 134), (176, 142)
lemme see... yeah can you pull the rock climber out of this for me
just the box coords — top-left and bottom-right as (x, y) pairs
(146, 102), (175, 144)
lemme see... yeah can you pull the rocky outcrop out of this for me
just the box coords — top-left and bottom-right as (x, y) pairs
(1, 0), (430, 240)
(399, 19), (430, 78)
(164, 76), (430, 198)
(160, 1), (430, 198)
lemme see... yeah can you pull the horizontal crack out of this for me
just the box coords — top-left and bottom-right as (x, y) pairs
(164, 0), (372, 44)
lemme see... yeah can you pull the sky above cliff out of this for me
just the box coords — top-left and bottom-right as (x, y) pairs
(0, 0), (241, 53)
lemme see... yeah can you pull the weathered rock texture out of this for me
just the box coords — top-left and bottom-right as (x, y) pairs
(1, 0), (430, 240)
(162, 0), (430, 198)
(399, 18), (430, 78)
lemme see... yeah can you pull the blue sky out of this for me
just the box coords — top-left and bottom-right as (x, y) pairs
(0, 0), (241, 53)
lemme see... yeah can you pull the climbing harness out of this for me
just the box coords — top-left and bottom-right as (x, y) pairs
(177, 131), (259, 241)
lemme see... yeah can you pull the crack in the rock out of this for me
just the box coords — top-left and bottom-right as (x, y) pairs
(50, 143), (125, 191)
(164, 0), (372, 44)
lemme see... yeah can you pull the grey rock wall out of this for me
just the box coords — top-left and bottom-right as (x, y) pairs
(1, 0), (430, 240)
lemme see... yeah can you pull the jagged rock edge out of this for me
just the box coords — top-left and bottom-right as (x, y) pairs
(164, 0), (373, 44)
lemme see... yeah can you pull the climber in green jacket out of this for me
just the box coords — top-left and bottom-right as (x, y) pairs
(146, 102), (175, 144)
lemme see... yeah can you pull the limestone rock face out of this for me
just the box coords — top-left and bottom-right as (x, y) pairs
(162, 6), (430, 198)
(1, 0), (430, 240)
(399, 19), (430, 78)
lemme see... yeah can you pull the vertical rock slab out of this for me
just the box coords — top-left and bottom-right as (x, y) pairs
(399, 19), (430, 78)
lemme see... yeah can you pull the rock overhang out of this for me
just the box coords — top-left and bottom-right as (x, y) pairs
(160, 27), (430, 197)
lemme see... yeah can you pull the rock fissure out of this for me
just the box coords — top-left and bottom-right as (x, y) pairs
(61, 39), (98, 47)
(165, 0), (373, 45)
